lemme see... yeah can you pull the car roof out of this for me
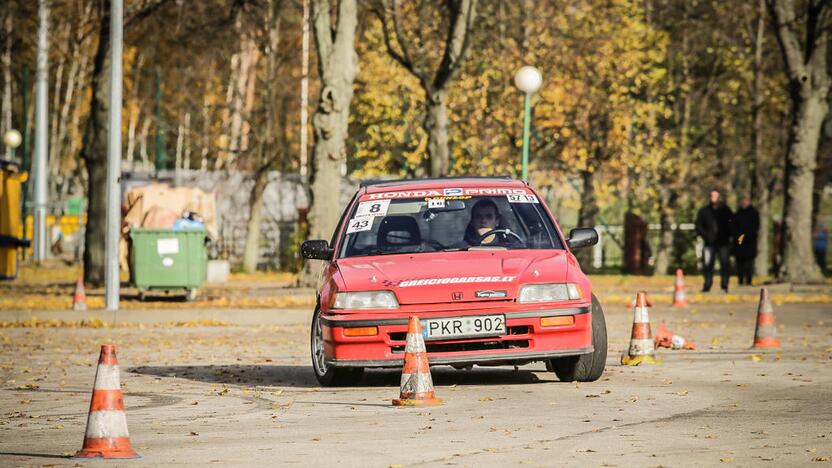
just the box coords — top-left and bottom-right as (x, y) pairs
(361, 176), (529, 193)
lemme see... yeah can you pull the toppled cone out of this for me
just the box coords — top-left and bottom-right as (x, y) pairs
(393, 316), (442, 407)
(752, 287), (781, 349)
(72, 277), (87, 311)
(654, 322), (697, 350)
(672, 268), (689, 308)
(74, 344), (139, 459)
(621, 291), (660, 365)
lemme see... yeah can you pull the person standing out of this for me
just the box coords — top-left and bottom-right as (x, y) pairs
(695, 189), (733, 292)
(731, 195), (760, 285)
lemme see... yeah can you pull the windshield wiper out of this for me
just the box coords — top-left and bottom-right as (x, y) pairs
(365, 248), (422, 256)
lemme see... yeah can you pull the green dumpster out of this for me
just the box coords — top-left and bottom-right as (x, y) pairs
(129, 228), (207, 300)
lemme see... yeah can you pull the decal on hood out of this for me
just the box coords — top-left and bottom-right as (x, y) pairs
(396, 275), (516, 288)
(475, 290), (508, 298)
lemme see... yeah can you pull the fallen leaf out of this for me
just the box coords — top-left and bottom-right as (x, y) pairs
(479, 396), (494, 402)
(672, 390), (689, 396)
(576, 448), (596, 453)
(813, 457), (829, 462)
(720, 457), (734, 463)
(751, 355), (763, 362)
(189, 431), (199, 436)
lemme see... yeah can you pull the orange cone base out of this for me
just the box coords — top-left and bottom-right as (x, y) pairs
(752, 337), (781, 348)
(672, 300), (689, 308)
(74, 438), (140, 459)
(392, 397), (443, 407)
(621, 354), (661, 366)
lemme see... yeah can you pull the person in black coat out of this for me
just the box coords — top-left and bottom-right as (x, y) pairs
(731, 195), (759, 285)
(695, 189), (733, 292)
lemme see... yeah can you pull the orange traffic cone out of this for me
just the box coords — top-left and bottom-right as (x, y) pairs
(622, 291), (660, 365)
(75, 344), (139, 459)
(72, 278), (87, 311)
(672, 268), (689, 308)
(752, 288), (781, 349)
(393, 316), (442, 407)
(626, 292), (653, 308)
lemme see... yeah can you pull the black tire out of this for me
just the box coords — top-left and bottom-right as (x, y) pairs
(310, 306), (364, 386)
(548, 294), (607, 382)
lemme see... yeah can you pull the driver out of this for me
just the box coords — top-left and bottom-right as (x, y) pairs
(464, 199), (502, 245)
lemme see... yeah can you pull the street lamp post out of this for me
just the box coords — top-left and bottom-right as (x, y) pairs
(514, 66), (542, 181)
(3, 129), (22, 161)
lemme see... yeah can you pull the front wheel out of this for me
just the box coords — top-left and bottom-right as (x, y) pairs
(547, 294), (607, 382)
(310, 306), (364, 386)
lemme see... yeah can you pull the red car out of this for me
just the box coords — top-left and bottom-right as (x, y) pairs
(302, 177), (606, 386)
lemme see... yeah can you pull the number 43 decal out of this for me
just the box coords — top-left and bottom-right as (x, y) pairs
(346, 216), (374, 234)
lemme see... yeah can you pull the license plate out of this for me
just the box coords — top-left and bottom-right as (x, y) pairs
(421, 315), (506, 341)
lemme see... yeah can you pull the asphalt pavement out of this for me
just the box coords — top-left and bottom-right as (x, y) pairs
(0, 300), (830, 467)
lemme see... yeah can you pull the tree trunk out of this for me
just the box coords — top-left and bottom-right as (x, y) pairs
(200, 93), (210, 171)
(751, 0), (769, 279)
(82, 4), (111, 286)
(1, 9), (11, 137)
(425, 90), (450, 176)
(575, 168), (597, 269)
(653, 191), (677, 275)
(780, 91), (826, 282)
(298, 0), (359, 287)
(139, 117), (151, 170)
(242, 167), (269, 273)
(183, 111), (191, 170)
(754, 184), (771, 278)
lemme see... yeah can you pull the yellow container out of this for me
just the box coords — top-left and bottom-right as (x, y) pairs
(0, 160), (29, 280)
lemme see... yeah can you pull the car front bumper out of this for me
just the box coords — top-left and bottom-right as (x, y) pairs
(320, 305), (593, 368)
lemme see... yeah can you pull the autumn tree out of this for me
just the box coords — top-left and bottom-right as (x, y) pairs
(374, 0), (477, 177)
(298, 0), (359, 286)
(767, 0), (829, 282)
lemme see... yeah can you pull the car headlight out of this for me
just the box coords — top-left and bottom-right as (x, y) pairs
(332, 291), (399, 309)
(518, 283), (583, 303)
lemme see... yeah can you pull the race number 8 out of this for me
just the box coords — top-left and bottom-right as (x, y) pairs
(356, 199), (390, 217)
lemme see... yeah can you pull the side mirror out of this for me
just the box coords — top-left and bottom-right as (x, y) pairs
(301, 240), (334, 260)
(567, 228), (598, 250)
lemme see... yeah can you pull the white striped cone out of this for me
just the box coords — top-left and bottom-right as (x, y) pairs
(672, 269), (689, 307)
(75, 344), (139, 459)
(393, 316), (442, 406)
(627, 291), (655, 357)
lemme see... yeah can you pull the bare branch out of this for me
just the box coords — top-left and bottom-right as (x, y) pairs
(433, 0), (477, 91)
(311, 0), (333, 71)
(767, 0), (808, 80)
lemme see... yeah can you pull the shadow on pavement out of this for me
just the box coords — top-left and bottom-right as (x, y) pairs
(128, 364), (555, 388)
(0, 453), (70, 460)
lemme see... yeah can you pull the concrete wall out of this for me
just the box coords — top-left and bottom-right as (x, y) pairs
(127, 170), (358, 270)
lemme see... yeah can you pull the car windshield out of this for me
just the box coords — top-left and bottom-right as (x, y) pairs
(337, 188), (564, 258)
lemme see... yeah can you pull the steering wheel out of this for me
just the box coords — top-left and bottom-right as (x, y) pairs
(476, 228), (525, 246)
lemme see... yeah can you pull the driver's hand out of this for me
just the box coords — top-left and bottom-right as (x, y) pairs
(477, 227), (496, 244)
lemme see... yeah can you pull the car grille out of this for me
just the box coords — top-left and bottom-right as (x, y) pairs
(387, 325), (529, 343)
(390, 339), (530, 354)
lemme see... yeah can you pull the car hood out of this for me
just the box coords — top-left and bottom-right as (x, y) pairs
(336, 250), (570, 305)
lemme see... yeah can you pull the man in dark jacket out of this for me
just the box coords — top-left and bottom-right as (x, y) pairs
(731, 195), (759, 285)
(695, 189), (733, 292)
